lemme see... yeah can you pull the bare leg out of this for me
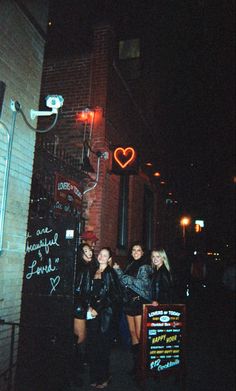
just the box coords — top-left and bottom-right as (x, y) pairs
(127, 315), (139, 345)
(74, 318), (86, 344)
(133, 315), (142, 341)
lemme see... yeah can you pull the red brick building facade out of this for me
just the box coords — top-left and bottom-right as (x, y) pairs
(38, 23), (159, 257)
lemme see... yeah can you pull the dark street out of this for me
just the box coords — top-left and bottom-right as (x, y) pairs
(72, 290), (235, 391)
(1, 3), (235, 391)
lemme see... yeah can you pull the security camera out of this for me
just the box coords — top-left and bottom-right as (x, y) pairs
(46, 95), (64, 109)
(29, 94), (64, 120)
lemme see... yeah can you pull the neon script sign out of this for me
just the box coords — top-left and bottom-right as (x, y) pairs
(113, 147), (136, 169)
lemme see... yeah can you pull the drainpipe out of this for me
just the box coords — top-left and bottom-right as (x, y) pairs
(0, 112), (17, 255)
(83, 151), (109, 195)
(83, 154), (101, 195)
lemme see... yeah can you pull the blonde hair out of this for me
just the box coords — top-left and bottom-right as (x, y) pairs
(151, 248), (171, 272)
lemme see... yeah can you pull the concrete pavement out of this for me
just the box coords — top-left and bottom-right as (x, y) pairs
(70, 289), (235, 391)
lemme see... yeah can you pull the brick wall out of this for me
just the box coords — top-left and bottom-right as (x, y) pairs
(89, 25), (156, 255)
(0, 1), (48, 389)
(40, 23), (158, 259)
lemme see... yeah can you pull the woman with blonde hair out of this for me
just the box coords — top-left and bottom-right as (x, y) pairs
(150, 248), (173, 304)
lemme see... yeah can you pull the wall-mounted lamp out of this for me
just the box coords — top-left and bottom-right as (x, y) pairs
(76, 108), (94, 123)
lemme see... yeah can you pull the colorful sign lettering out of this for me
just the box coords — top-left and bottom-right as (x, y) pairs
(141, 304), (186, 378)
(54, 173), (83, 215)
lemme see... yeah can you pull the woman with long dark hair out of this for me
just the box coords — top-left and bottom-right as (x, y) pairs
(73, 243), (97, 386)
(113, 242), (152, 378)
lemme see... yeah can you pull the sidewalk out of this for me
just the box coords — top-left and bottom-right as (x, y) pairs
(69, 292), (235, 391)
(73, 343), (182, 391)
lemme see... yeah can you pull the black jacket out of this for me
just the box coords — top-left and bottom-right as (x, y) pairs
(75, 265), (122, 332)
(115, 258), (152, 302)
(74, 259), (98, 318)
(151, 265), (173, 303)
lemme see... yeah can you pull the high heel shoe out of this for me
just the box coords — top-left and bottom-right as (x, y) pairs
(95, 376), (112, 389)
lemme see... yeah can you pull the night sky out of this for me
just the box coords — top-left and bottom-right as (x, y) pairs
(47, 0), (235, 254)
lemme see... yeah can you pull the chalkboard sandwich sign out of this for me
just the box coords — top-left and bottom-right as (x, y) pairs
(141, 304), (186, 385)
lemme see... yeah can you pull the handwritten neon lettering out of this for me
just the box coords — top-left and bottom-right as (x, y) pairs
(26, 257), (59, 279)
(26, 233), (60, 254)
(50, 275), (60, 295)
(36, 227), (52, 236)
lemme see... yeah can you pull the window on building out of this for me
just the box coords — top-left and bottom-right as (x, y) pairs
(119, 38), (140, 60)
(118, 38), (141, 80)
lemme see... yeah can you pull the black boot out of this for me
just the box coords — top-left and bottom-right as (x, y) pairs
(71, 343), (84, 387)
(128, 343), (140, 377)
(77, 342), (86, 373)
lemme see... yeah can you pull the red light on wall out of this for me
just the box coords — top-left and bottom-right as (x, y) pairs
(76, 109), (94, 123)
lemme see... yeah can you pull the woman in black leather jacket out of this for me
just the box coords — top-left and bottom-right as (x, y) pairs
(73, 243), (98, 386)
(113, 242), (152, 379)
(74, 243), (98, 343)
(85, 247), (122, 389)
(151, 248), (173, 304)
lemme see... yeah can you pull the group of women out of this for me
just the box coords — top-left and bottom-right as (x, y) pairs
(73, 241), (173, 389)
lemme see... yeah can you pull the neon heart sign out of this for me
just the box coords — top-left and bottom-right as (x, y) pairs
(114, 147), (136, 169)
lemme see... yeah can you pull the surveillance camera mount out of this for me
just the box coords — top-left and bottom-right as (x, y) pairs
(30, 95), (64, 120)
(10, 95), (64, 133)
(30, 107), (58, 120)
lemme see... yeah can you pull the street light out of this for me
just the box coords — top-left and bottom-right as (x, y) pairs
(180, 216), (191, 247)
